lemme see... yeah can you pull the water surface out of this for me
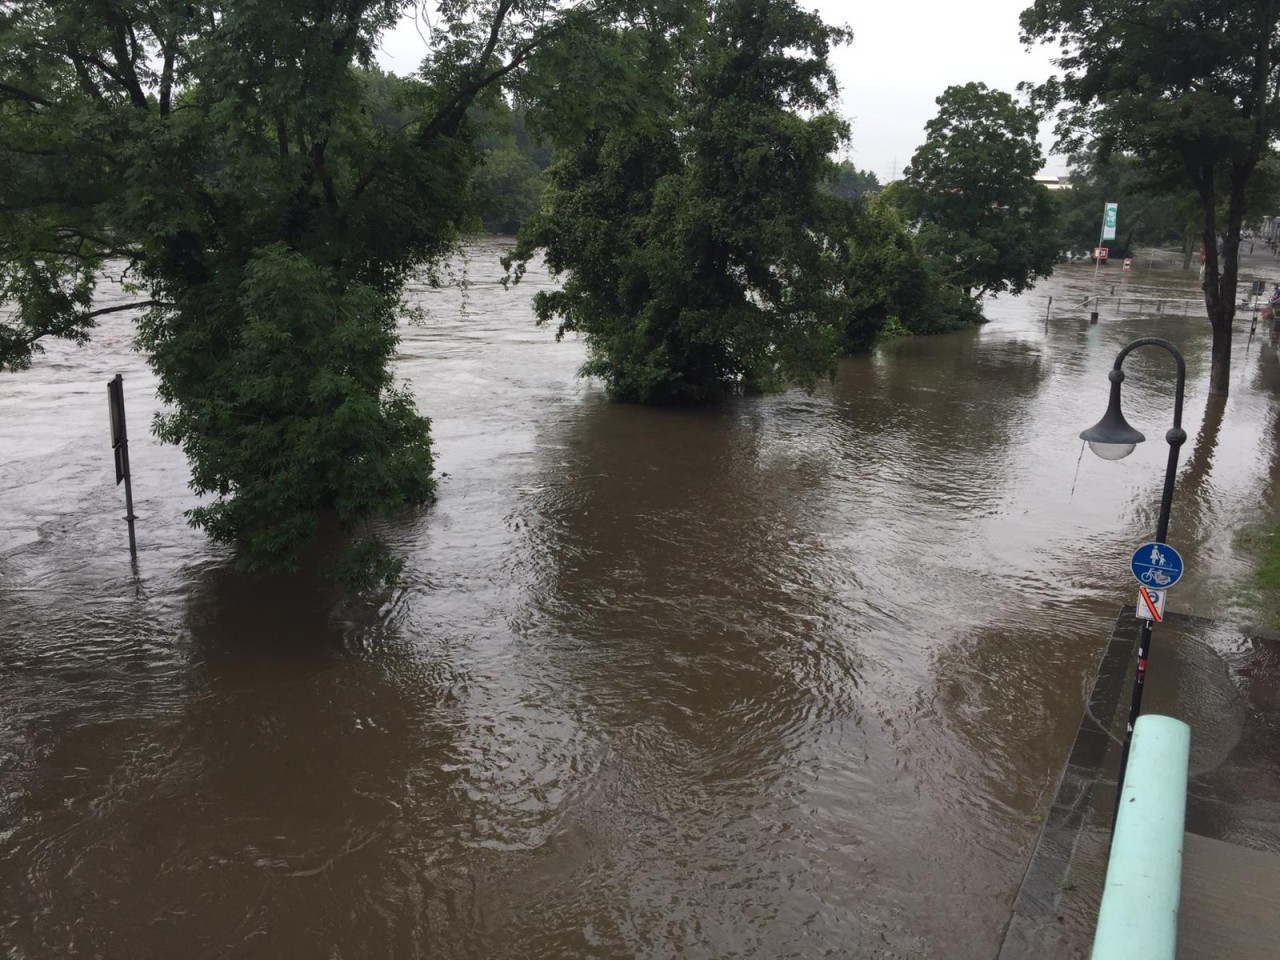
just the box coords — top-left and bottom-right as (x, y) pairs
(1, 241), (1276, 958)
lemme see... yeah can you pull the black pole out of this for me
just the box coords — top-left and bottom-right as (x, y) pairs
(107, 374), (138, 557)
(1109, 338), (1186, 831)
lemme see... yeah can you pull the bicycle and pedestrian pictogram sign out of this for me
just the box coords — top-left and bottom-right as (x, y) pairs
(1130, 542), (1184, 590)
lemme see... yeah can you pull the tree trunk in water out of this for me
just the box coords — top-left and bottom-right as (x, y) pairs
(1208, 319), (1232, 396)
(1182, 232), (1196, 271)
(1200, 165), (1248, 397)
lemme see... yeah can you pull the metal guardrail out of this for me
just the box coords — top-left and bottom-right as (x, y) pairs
(1090, 714), (1191, 960)
(1079, 295), (1258, 317)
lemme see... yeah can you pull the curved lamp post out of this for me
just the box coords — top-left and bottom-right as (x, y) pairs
(1079, 336), (1187, 827)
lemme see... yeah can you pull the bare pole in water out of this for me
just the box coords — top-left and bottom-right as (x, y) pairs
(1090, 208), (1106, 323)
(107, 374), (137, 557)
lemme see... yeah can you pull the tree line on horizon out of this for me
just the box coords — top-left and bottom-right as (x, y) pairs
(2, 0), (1276, 584)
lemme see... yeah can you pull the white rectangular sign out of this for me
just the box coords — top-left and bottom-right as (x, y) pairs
(1136, 587), (1166, 622)
(1102, 202), (1118, 241)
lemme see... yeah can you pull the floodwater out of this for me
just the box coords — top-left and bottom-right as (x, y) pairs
(1, 239), (1277, 959)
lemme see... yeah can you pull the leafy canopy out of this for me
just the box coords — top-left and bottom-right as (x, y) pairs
(1021, 0), (1280, 395)
(508, 0), (852, 404)
(831, 194), (978, 352)
(895, 82), (1060, 301)
(0, 0), (689, 582)
(1057, 148), (1192, 256)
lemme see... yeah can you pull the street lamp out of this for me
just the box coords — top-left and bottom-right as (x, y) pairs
(1079, 336), (1187, 827)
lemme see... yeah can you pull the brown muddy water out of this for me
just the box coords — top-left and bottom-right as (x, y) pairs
(1, 239), (1277, 959)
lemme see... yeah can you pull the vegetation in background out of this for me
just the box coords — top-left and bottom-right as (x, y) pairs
(0, 0), (690, 583)
(0, 0), (1073, 584)
(1056, 149), (1191, 258)
(831, 194), (978, 351)
(893, 82), (1060, 305)
(472, 104), (552, 234)
(1022, 0), (1280, 398)
(508, 0), (852, 404)
(824, 160), (880, 201)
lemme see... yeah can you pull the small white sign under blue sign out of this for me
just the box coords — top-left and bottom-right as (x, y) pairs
(1130, 542), (1184, 590)
(1136, 588), (1166, 622)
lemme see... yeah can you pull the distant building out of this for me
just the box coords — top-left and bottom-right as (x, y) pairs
(1035, 175), (1072, 191)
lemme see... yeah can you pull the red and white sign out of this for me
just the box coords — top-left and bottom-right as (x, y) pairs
(1123, 258), (1133, 271)
(1093, 247), (1110, 260)
(1137, 587), (1166, 622)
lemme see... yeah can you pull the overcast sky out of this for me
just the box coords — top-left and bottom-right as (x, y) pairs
(374, 0), (1069, 181)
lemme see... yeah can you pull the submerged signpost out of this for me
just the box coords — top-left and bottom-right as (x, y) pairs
(107, 374), (137, 557)
(1089, 201), (1119, 322)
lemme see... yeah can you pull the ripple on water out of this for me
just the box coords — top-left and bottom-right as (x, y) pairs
(1, 246), (1277, 957)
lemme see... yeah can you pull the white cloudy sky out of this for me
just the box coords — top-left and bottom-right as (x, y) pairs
(374, 0), (1069, 181)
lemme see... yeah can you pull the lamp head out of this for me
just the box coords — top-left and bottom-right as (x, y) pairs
(1080, 370), (1145, 460)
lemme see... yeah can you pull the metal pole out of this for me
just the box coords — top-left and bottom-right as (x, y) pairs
(1109, 338), (1187, 834)
(107, 374), (138, 557)
(122, 444), (137, 557)
(1090, 213), (1106, 323)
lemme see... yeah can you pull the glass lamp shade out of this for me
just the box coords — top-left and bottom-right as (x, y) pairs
(1080, 389), (1145, 460)
(1087, 440), (1137, 460)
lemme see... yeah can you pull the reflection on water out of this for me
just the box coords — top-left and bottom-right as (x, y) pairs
(1, 240), (1277, 958)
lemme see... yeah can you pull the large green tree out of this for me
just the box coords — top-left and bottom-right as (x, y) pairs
(0, 0), (676, 582)
(1021, 0), (1280, 396)
(895, 82), (1060, 304)
(507, 0), (850, 404)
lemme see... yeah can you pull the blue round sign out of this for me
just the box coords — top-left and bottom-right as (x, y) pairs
(1130, 542), (1184, 590)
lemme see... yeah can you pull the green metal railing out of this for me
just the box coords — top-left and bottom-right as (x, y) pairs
(1091, 714), (1191, 960)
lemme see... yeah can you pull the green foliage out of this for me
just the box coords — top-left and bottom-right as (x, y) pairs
(0, 258), (96, 371)
(1021, 0), (1280, 395)
(824, 160), (880, 201)
(508, 0), (851, 404)
(1056, 150), (1192, 257)
(140, 244), (436, 576)
(472, 145), (544, 232)
(895, 82), (1060, 302)
(1, 0), (675, 582)
(831, 195), (975, 350)
(471, 104), (550, 233)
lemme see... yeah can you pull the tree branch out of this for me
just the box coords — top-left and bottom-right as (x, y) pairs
(0, 82), (52, 107)
(84, 300), (167, 318)
(108, 16), (149, 109)
(159, 41), (176, 116)
(66, 49), (107, 103)
(311, 141), (340, 213)
(344, 42), (539, 218)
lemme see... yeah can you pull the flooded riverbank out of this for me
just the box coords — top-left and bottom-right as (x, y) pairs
(1, 239), (1276, 958)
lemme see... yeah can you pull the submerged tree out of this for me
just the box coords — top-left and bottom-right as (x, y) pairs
(831, 194), (978, 351)
(1021, 0), (1280, 397)
(0, 0), (687, 582)
(508, 0), (851, 404)
(895, 82), (1060, 304)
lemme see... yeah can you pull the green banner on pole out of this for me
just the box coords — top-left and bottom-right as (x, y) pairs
(1102, 202), (1118, 241)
